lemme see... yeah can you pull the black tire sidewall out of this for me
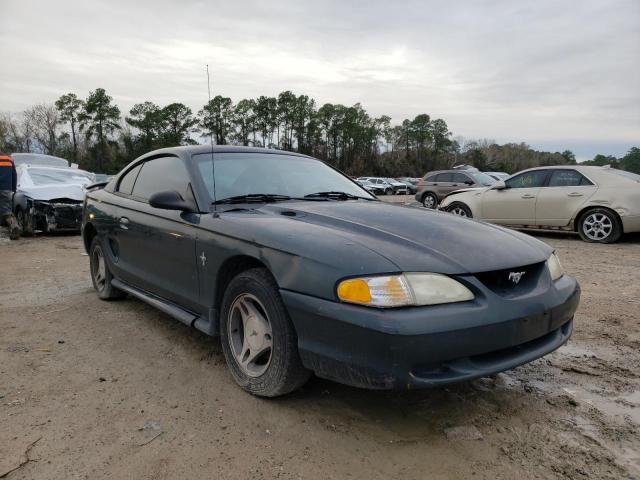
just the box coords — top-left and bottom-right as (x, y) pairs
(89, 236), (124, 300)
(219, 268), (309, 397)
(578, 208), (622, 243)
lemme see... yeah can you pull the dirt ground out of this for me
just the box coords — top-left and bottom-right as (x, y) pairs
(1, 208), (639, 479)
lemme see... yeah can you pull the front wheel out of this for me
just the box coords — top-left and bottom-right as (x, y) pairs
(220, 268), (311, 397)
(421, 192), (438, 209)
(446, 202), (472, 218)
(15, 208), (34, 236)
(577, 208), (622, 243)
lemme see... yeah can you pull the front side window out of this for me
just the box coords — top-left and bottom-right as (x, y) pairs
(132, 156), (190, 201)
(194, 153), (373, 202)
(548, 170), (593, 187)
(452, 172), (471, 184)
(436, 173), (453, 182)
(506, 170), (548, 189)
(117, 164), (142, 195)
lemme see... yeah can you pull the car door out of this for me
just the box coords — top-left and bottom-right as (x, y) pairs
(430, 172), (454, 198)
(115, 156), (201, 310)
(535, 169), (597, 227)
(480, 169), (549, 225)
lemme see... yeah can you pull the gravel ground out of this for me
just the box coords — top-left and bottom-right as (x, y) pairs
(1, 208), (639, 479)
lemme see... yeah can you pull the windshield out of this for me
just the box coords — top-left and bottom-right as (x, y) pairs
(27, 168), (94, 186)
(193, 153), (374, 202)
(468, 171), (497, 186)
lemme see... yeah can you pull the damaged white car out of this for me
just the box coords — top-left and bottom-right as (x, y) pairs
(12, 165), (94, 235)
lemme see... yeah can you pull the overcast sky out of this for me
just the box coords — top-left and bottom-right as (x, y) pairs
(1, 0), (638, 159)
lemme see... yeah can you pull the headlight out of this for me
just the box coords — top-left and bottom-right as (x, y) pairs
(336, 273), (474, 308)
(547, 253), (564, 281)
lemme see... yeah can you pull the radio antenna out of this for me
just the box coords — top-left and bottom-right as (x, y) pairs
(206, 64), (218, 215)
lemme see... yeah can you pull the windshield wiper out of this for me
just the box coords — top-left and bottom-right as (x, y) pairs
(212, 194), (292, 205)
(303, 191), (374, 201)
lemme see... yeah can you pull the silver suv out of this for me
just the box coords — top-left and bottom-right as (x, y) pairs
(415, 169), (496, 208)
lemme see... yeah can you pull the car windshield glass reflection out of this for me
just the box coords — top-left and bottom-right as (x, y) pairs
(195, 153), (374, 203)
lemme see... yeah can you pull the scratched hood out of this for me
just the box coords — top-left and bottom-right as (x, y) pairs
(18, 184), (86, 201)
(264, 200), (552, 274)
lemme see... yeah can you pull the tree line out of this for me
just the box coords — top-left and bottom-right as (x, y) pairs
(1, 87), (638, 175)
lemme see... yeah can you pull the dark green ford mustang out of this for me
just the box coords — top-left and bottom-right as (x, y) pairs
(82, 145), (580, 397)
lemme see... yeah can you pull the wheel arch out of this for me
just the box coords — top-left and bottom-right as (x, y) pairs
(573, 205), (624, 233)
(83, 222), (97, 254)
(215, 255), (271, 315)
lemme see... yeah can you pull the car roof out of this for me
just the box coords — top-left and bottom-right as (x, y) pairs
(137, 145), (313, 161)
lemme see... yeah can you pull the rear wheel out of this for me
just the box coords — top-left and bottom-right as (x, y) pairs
(577, 208), (622, 243)
(421, 192), (438, 209)
(447, 202), (472, 218)
(89, 237), (126, 300)
(220, 268), (310, 397)
(384, 187), (393, 196)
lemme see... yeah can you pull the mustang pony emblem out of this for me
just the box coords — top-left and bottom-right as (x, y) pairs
(508, 271), (526, 284)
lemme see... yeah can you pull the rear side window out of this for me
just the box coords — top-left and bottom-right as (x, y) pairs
(132, 156), (190, 201)
(117, 164), (142, 195)
(506, 170), (548, 189)
(548, 170), (593, 187)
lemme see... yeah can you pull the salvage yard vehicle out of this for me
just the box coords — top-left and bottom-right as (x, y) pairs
(11, 152), (70, 168)
(415, 169), (496, 208)
(83, 145), (580, 397)
(439, 165), (640, 243)
(356, 179), (385, 196)
(13, 164), (94, 234)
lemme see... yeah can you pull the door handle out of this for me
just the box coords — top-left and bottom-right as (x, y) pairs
(119, 217), (129, 230)
(568, 192), (583, 197)
(521, 194), (536, 199)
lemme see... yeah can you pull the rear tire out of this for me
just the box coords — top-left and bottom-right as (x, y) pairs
(421, 192), (438, 209)
(89, 237), (126, 300)
(577, 208), (622, 243)
(446, 202), (472, 218)
(220, 268), (311, 397)
(384, 188), (393, 196)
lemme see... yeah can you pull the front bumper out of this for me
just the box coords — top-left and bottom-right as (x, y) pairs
(31, 200), (83, 232)
(282, 274), (579, 389)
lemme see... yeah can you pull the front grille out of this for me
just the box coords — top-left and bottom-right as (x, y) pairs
(474, 261), (546, 297)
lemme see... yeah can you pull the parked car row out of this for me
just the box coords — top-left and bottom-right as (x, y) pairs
(357, 177), (409, 195)
(438, 165), (640, 244)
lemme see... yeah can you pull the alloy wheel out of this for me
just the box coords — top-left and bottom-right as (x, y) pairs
(450, 206), (468, 217)
(582, 212), (612, 241)
(92, 246), (107, 291)
(422, 194), (436, 208)
(228, 294), (273, 377)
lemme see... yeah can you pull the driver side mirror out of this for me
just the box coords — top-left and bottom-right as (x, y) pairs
(464, 180), (474, 186)
(149, 190), (193, 212)
(492, 180), (507, 190)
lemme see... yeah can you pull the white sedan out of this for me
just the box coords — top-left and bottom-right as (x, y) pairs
(439, 165), (640, 243)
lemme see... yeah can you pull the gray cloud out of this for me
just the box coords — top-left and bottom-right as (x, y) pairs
(1, 0), (638, 159)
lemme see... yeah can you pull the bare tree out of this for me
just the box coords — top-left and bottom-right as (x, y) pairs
(24, 103), (60, 155)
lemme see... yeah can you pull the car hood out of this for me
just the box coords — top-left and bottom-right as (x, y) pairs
(18, 184), (86, 201)
(263, 200), (552, 274)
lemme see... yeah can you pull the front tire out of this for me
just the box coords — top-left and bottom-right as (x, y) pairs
(89, 237), (126, 300)
(220, 268), (310, 397)
(577, 208), (622, 243)
(446, 202), (472, 218)
(421, 192), (438, 209)
(15, 208), (34, 236)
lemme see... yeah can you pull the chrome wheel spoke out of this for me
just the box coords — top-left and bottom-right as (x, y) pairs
(228, 294), (273, 377)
